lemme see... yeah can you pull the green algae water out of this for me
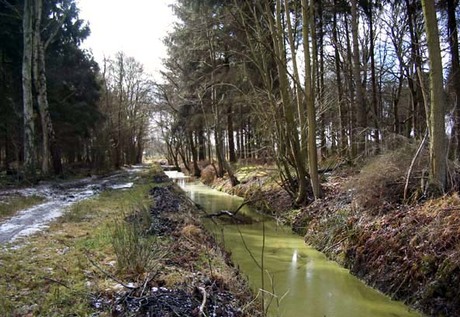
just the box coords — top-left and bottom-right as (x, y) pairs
(179, 180), (421, 317)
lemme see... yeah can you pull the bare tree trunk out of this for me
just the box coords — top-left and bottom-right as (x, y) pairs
(33, 0), (62, 175)
(303, 0), (321, 199)
(198, 128), (206, 161)
(351, 0), (367, 155)
(344, 15), (357, 157)
(446, 0), (460, 159)
(332, 0), (347, 156)
(315, 0), (326, 159)
(421, 0), (447, 192)
(188, 130), (201, 177)
(227, 104), (236, 163)
(406, 0), (426, 137)
(284, 0), (307, 171)
(114, 53), (125, 169)
(368, 3), (380, 151)
(136, 126), (144, 164)
(23, 0), (36, 176)
(269, 0), (309, 204)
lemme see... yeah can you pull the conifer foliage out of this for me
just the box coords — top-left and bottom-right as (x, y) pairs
(0, 0), (153, 177)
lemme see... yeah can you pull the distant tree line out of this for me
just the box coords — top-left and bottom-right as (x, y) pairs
(156, 0), (459, 202)
(0, 0), (153, 179)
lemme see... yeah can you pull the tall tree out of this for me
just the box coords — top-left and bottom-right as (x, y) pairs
(269, 0), (309, 204)
(351, 0), (367, 154)
(362, 0), (381, 150)
(33, 0), (62, 175)
(22, 0), (35, 176)
(332, 0), (347, 155)
(302, 0), (321, 199)
(446, 0), (460, 158)
(421, 0), (447, 192)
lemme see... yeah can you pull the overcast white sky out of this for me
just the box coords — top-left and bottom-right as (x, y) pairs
(77, 0), (176, 79)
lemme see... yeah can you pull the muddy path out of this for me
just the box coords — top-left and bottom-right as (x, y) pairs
(0, 165), (147, 244)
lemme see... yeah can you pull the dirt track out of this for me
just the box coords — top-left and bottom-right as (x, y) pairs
(0, 166), (145, 244)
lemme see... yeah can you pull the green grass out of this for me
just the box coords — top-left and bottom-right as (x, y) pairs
(0, 170), (156, 316)
(0, 195), (45, 220)
(0, 164), (258, 316)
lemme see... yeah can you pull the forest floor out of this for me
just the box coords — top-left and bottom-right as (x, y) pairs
(206, 159), (460, 317)
(0, 166), (259, 316)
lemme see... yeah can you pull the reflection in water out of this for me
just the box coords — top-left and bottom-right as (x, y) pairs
(174, 180), (420, 317)
(291, 250), (298, 265)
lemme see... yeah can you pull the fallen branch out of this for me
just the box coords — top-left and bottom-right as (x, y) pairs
(404, 130), (428, 202)
(202, 198), (258, 219)
(202, 210), (235, 218)
(85, 252), (138, 290)
(198, 286), (208, 317)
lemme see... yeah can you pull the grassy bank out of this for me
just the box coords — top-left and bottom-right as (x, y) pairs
(0, 166), (258, 316)
(0, 195), (45, 221)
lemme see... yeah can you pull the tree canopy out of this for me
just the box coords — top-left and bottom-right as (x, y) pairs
(0, 0), (154, 178)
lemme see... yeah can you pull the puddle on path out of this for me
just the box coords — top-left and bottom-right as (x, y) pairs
(0, 165), (147, 244)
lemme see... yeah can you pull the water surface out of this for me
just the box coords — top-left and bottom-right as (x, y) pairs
(178, 179), (421, 317)
(0, 165), (145, 244)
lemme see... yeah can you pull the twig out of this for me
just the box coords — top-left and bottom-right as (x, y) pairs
(237, 226), (262, 270)
(44, 276), (70, 289)
(322, 235), (349, 253)
(198, 286), (208, 317)
(233, 199), (257, 215)
(85, 252), (138, 290)
(202, 198), (258, 218)
(404, 130), (428, 202)
(140, 271), (161, 297)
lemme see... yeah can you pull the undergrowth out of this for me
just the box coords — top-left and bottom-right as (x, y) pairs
(347, 145), (428, 214)
(112, 204), (167, 277)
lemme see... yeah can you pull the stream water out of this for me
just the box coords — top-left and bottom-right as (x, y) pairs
(171, 175), (421, 317)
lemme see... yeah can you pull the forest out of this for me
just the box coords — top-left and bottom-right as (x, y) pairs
(147, 0), (458, 203)
(0, 0), (153, 179)
(1, 0), (460, 316)
(1, 0), (459, 199)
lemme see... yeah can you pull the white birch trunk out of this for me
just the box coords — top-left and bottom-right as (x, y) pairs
(33, 0), (62, 175)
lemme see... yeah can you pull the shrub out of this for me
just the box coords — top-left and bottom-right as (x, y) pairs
(200, 164), (216, 185)
(112, 206), (166, 276)
(348, 145), (428, 214)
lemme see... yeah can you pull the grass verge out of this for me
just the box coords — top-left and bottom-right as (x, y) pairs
(0, 195), (45, 221)
(0, 165), (258, 316)
(0, 170), (154, 316)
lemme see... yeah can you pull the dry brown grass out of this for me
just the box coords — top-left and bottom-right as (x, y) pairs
(201, 164), (216, 185)
(348, 146), (428, 214)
